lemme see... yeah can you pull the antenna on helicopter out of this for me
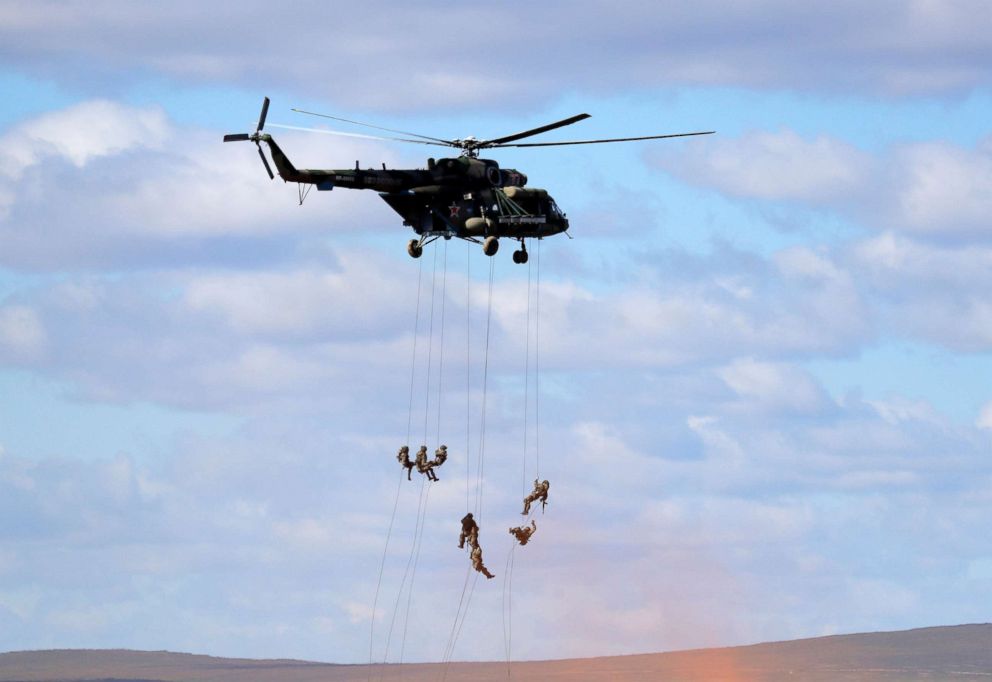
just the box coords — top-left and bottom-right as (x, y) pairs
(223, 96), (275, 179)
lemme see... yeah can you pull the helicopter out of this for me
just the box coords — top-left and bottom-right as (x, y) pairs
(224, 98), (713, 263)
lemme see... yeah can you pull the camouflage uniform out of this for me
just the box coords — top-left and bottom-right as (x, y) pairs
(459, 512), (479, 549)
(470, 545), (495, 579)
(396, 446), (414, 481)
(522, 479), (550, 515)
(432, 445), (449, 468)
(415, 445), (438, 481)
(509, 520), (537, 546)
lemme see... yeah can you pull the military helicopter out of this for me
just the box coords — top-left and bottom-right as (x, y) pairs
(225, 98), (713, 263)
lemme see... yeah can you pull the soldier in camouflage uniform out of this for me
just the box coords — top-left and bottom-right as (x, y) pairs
(458, 512), (479, 549)
(433, 444), (449, 468)
(396, 445), (414, 481)
(415, 445), (439, 481)
(509, 520), (537, 546)
(470, 544), (495, 579)
(521, 479), (550, 515)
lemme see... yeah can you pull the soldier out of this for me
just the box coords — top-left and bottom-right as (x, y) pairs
(458, 512), (479, 549)
(509, 520), (537, 546)
(432, 444), (448, 468)
(522, 479), (550, 515)
(415, 445), (438, 481)
(396, 445), (414, 481)
(470, 544), (495, 579)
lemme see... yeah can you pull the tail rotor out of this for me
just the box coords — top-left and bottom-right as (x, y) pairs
(224, 96), (275, 179)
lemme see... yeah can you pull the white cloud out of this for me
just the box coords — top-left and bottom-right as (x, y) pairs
(525, 249), (871, 372)
(653, 129), (872, 204)
(718, 358), (830, 415)
(182, 263), (410, 341)
(2, 1), (992, 107)
(655, 131), (992, 243)
(0, 304), (46, 360)
(867, 396), (941, 425)
(342, 600), (374, 625)
(271, 518), (335, 551)
(889, 140), (992, 239)
(977, 402), (992, 430)
(0, 101), (407, 269)
(0, 236), (873, 419)
(0, 100), (170, 181)
(851, 233), (992, 351)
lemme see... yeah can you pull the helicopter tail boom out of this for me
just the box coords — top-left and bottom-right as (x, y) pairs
(257, 135), (303, 182)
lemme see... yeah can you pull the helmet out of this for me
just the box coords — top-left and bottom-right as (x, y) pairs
(440, 444), (447, 450)
(543, 480), (550, 486)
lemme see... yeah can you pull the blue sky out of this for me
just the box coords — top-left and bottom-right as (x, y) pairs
(0, 0), (990, 665)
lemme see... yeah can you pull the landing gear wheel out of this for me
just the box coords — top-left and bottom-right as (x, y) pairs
(512, 249), (529, 264)
(407, 239), (423, 259)
(483, 236), (499, 257)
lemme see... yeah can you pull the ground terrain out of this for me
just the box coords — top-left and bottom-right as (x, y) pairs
(1, 624), (990, 681)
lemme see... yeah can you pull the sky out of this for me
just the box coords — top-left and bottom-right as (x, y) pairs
(0, 0), (991, 666)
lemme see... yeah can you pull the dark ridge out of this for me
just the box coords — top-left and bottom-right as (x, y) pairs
(1, 623), (990, 682)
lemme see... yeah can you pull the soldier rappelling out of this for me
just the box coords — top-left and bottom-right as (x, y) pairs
(413, 445), (443, 481)
(396, 445), (414, 480)
(521, 479), (550, 515)
(458, 512), (479, 549)
(433, 444), (448, 468)
(509, 520), (537, 546)
(470, 544), (495, 579)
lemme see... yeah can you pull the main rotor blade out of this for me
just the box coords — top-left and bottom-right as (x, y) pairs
(257, 96), (270, 132)
(267, 122), (455, 147)
(493, 130), (716, 148)
(223, 133), (251, 142)
(480, 113), (591, 147)
(257, 146), (275, 179)
(291, 108), (453, 145)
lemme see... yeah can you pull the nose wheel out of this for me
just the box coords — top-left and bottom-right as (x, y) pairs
(407, 239), (423, 259)
(483, 236), (499, 257)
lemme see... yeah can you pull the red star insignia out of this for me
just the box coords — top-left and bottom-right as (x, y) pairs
(449, 203), (461, 217)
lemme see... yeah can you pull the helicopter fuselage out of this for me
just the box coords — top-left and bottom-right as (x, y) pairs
(260, 134), (568, 257)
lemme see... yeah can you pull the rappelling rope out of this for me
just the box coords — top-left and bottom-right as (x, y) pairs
(409, 242), (448, 665)
(399, 479), (434, 665)
(367, 254), (425, 682)
(405, 254), (425, 446)
(398, 244), (447, 667)
(502, 241), (544, 676)
(367, 469), (405, 682)
(440, 564), (474, 675)
(377, 246), (446, 678)
(523, 255), (532, 498)
(502, 539), (518, 678)
(504, 254), (531, 676)
(436, 240), (448, 444)
(447, 571), (479, 672)
(465, 242), (471, 514)
(474, 256), (496, 520)
(439, 255), (496, 680)
(377, 476), (429, 681)
(535, 239), (541, 479)
(422, 245), (440, 445)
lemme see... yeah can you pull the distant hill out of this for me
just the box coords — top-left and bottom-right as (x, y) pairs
(2, 623), (990, 681)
